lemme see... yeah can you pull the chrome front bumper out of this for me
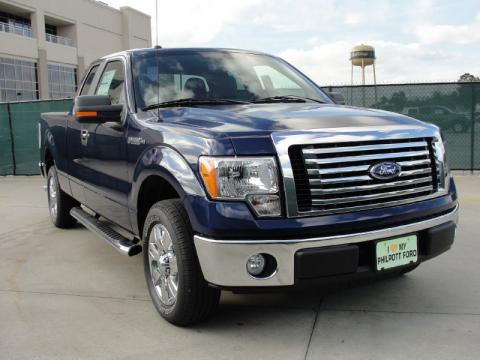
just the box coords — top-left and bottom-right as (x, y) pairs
(194, 205), (459, 287)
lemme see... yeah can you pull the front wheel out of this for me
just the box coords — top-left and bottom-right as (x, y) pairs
(143, 199), (220, 326)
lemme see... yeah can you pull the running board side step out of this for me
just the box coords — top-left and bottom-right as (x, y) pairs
(70, 207), (142, 256)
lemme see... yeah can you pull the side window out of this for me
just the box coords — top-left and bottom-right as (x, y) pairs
(95, 61), (125, 105)
(79, 64), (99, 96)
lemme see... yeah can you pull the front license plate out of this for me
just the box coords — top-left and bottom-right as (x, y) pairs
(376, 235), (418, 271)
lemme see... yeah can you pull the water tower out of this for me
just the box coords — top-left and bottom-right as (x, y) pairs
(350, 44), (376, 85)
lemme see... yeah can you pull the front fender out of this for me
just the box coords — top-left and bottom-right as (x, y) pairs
(130, 145), (206, 209)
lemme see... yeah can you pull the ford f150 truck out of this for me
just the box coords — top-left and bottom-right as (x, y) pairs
(39, 48), (458, 326)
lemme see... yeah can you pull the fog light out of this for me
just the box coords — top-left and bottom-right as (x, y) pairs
(246, 254), (266, 276)
(247, 194), (281, 217)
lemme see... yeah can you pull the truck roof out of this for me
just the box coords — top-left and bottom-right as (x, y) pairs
(100, 47), (271, 60)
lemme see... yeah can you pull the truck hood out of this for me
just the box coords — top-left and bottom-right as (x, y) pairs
(158, 103), (428, 136)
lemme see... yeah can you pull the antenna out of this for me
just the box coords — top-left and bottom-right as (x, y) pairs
(155, 0), (158, 46)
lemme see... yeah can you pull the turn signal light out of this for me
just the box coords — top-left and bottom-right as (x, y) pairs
(199, 157), (218, 198)
(76, 111), (97, 118)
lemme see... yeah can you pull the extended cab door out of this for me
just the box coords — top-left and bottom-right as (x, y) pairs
(69, 59), (132, 230)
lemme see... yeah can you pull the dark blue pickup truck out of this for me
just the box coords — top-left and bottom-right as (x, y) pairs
(39, 48), (458, 326)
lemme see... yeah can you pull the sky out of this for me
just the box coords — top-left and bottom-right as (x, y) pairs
(106, 0), (480, 85)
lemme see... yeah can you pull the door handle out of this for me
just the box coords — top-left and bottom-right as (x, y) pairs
(81, 129), (90, 145)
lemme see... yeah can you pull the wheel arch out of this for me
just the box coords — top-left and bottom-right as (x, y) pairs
(44, 148), (54, 174)
(135, 174), (182, 237)
(131, 146), (206, 236)
(42, 128), (60, 172)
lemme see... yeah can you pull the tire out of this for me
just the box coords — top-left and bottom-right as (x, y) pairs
(143, 199), (220, 326)
(47, 166), (79, 228)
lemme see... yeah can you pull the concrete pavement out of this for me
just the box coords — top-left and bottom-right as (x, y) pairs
(0, 176), (478, 359)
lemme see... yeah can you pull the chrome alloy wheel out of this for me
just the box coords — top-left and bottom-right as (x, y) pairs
(48, 175), (58, 219)
(148, 224), (178, 306)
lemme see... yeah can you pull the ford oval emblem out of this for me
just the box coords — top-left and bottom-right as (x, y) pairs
(369, 162), (401, 180)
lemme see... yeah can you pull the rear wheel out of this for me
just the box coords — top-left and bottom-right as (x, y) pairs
(47, 166), (79, 228)
(143, 199), (220, 326)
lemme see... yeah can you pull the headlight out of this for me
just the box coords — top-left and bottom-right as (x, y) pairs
(432, 135), (449, 190)
(199, 156), (281, 217)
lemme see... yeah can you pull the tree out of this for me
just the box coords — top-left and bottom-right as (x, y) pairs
(458, 73), (480, 82)
(389, 91), (407, 111)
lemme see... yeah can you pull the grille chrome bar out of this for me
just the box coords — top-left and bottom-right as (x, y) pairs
(302, 141), (427, 155)
(270, 127), (445, 218)
(311, 177), (432, 195)
(293, 136), (436, 215)
(311, 186), (434, 205)
(309, 159), (432, 176)
(304, 150), (430, 165)
(309, 168), (432, 185)
(307, 194), (438, 215)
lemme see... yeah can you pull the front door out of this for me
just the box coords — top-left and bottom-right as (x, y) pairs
(80, 60), (132, 230)
(66, 63), (100, 204)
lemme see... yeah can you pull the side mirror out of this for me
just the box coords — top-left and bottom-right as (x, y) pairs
(74, 95), (123, 123)
(327, 92), (346, 105)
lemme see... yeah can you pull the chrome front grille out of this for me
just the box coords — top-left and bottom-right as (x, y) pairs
(290, 138), (437, 215)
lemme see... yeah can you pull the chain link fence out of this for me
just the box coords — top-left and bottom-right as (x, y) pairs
(322, 82), (480, 170)
(0, 99), (72, 175)
(0, 83), (479, 175)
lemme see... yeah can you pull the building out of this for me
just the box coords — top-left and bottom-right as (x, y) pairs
(0, 0), (151, 102)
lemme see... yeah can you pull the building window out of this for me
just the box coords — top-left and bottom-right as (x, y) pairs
(45, 23), (74, 46)
(45, 24), (57, 36)
(48, 63), (77, 99)
(0, 11), (32, 38)
(0, 56), (38, 102)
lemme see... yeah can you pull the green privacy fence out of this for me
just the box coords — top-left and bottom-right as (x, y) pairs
(0, 103), (14, 175)
(1, 83), (479, 175)
(0, 99), (72, 175)
(322, 82), (480, 171)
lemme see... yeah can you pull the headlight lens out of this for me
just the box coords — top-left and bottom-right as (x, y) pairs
(199, 156), (281, 217)
(199, 156), (278, 199)
(432, 136), (449, 190)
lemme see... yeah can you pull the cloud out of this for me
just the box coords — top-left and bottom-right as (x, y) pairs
(104, 0), (480, 82)
(280, 42), (352, 85)
(107, 0), (263, 45)
(156, 0), (263, 45)
(344, 13), (364, 25)
(415, 12), (480, 44)
(279, 40), (460, 85)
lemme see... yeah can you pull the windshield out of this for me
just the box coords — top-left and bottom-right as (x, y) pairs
(131, 50), (331, 109)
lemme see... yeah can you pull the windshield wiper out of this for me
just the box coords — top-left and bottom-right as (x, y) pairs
(253, 95), (325, 104)
(142, 98), (250, 111)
